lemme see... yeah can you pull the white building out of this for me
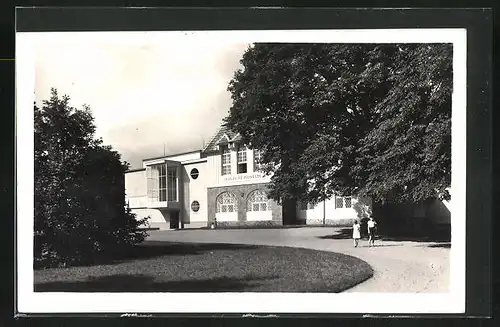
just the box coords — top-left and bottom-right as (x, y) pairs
(125, 124), (372, 230)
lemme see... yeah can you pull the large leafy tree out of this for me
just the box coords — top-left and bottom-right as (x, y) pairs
(225, 43), (452, 212)
(358, 44), (452, 203)
(34, 88), (148, 267)
(225, 44), (323, 222)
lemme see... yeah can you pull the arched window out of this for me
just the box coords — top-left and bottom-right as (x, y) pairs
(216, 192), (237, 213)
(247, 190), (270, 212)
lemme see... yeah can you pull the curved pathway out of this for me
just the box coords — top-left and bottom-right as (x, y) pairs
(146, 227), (449, 293)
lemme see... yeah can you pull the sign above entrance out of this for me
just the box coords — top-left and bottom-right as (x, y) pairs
(222, 173), (266, 183)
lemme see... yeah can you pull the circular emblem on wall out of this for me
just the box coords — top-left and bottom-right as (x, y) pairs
(191, 200), (200, 212)
(190, 168), (199, 179)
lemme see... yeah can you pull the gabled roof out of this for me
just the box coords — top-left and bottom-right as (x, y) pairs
(215, 133), (231, 145)
(230, 133), (242, 142)
(203, 124), (241, 152)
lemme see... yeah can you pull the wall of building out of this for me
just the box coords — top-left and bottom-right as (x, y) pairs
(375, 198), (451, 237)
(126, 141), (450, 231)
(164, 151), (202, 162)
(206, 149), (272, 187)
(181, 160), (209, 227)
(125, 169), (148, 208)
(297, 196), (373, 226)
(128, 208), (170, 230)
(207, 183), (282, 227)
(382, 199), (451, 225)
(426, 199), (451, 225)
(297, 202), (324, 221)
(125, 162), (183, 230)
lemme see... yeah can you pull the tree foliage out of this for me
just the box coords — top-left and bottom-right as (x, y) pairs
(34, 88), (148, 267)
(225, 43), (452, 205)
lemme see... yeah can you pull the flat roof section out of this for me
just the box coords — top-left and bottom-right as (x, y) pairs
(181, 158), (208, 165)
(142, 149), (202, 162)
(125, 167), (146, 173)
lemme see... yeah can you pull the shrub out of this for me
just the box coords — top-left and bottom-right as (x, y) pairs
(34, 89), (149, 268)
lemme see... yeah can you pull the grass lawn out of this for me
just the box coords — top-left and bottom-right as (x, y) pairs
(34, 241), (373, 293)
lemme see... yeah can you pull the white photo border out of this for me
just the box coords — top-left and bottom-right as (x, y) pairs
(16, 28), (467, 314)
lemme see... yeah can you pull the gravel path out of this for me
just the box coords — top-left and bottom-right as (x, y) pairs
(146, 227), (450, 293)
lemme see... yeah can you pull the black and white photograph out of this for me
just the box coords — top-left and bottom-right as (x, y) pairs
(16, 25), (468, 314)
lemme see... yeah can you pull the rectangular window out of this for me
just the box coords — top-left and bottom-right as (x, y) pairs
(146, 166), (156, 202)
(300, 201), (315, 210)
(254, 149), (263, 171)
(167, 166), (177, 201)
(158, 164), (167, 202)
(335, 197), (344, 208)
(344, 197), (352, 208)
(221, 147), (231, 175)
(237, 146), (247, 174)
(147, 163), (167, 202)
(335, 196), (352, 209)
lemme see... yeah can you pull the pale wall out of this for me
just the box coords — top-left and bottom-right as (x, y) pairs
(125, 170), (147, 208)
(298, 203), (324, 220)
(125, 167), (179, 229)
(297, 196), (373, 226)
(131, 208), (169, 226)
(164, 151), (202, 162)
(182, 160), (209, 224)
(207, 183), (282, 227)
(206, 149), (272, 187)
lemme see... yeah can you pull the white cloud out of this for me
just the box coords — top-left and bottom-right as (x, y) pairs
(34, 36), (249, 168)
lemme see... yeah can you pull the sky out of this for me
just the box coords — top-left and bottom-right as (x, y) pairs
(34, 36), (249, 169)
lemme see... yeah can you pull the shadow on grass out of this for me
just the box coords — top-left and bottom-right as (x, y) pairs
(136, 241), (260, 255)
(109, 242), (262, 264)
(35, 242), (262, 270)
(35, 274), (279, 292)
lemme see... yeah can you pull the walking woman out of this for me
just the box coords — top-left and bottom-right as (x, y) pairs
(352, 220), (361, 247)
(367, 216), (377, 247)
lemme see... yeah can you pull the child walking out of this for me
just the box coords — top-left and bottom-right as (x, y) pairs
(367, 216), (377, 247)
(352, 220), (361, 247)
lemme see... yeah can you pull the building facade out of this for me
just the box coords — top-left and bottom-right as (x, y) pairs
(125, 124), (373, 230)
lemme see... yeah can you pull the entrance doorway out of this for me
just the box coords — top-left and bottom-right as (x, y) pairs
(170, 211), (180, 229)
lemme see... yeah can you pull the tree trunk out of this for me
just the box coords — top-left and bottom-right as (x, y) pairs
(282, 197), (298, 225)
